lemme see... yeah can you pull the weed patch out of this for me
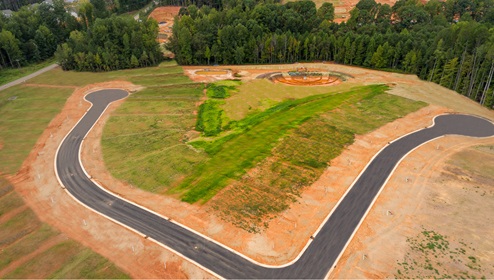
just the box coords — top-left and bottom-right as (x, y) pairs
(208, 87), (425, 232)
(196, 99), (224, 136)
(396, 228), (487, 279)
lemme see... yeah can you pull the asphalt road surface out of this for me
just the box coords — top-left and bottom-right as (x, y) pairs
(55, 89), (494, 279)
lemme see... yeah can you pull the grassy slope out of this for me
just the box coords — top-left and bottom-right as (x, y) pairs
(176, 87), (366, 203)
(0, 178), (129, 279)
(174, 84), (427, 204)
(0, 86), (73, 174)
(209, 87), (426, 231)
(0, 60), (183, 175)
(101, 82), (206, 192)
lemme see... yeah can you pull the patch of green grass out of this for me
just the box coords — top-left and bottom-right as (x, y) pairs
(102, 83), (208, 192)
(196, 99), (224, 136)
(0, 224), (58, 271)
(28, 61), (183, 87)
(210, 89), (425, 232)
(206, 81), (240, 99)
(222, 79), (352, 121)
(174, 85), (386, 203)
(0, 209), (41, 247)
(0, 58), (56, 86)
(48, 248), (130, 279)
(0, 191), (24, 217)
(0, 85), (73, 174)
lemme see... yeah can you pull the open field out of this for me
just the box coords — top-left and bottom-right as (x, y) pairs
(210, 88), (426, 231)
(0, 60), (183, 176)
(0, 86), (74, 174)
(0, 177), (129, 279)
(101, 73), (426, 230)
(102, 83), (206, 192)
(175, 85), (425, 204)
(27, 60), (181, 87)
(0, 59), (56, 86)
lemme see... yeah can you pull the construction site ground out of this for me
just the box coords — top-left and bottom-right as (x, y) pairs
(6, 63), (494, 278)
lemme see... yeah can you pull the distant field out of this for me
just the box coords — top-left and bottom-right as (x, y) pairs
(0, 177), (129, 279)
(0, 60), (184, 175)
(28, 60), (181, 87)
(0, 58), (56, 86)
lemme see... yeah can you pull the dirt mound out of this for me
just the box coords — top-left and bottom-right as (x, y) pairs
(270, 73), (341, 86)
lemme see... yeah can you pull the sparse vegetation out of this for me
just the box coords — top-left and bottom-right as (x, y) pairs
(396, 228), (487, 279)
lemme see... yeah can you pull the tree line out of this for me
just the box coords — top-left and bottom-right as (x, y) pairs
(167, 0), (494, 108)
(0, 0), (163, 71)
(55, 16), (163, 71)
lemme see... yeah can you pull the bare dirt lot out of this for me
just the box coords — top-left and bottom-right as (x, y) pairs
(9, 63), (494, 278)
(148, 6), (181, 44)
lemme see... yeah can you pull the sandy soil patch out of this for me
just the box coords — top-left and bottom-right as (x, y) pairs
(7, 81), (213, 279)
(330, 135), (494, 278)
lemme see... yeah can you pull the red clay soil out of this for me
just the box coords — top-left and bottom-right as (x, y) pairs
(148, 6), (181, 44)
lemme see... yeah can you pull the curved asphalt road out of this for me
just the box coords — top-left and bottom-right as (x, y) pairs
(55, 89), (494, 279)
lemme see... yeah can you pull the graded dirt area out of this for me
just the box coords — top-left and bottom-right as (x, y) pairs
(148, 6), (181, 44)
(9, 63), (494, 278)
(329, 136), (494, 279)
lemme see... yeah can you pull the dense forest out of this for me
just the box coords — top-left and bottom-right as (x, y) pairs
(55, 16), (163, 71)
(0, 0), (162, 71)
(168, 0), (494, 108)
(1, 0), (42, 11)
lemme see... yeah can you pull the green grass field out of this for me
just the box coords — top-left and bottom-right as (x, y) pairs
(0, 86), (73, 174)
(102, 77), (426, 215)
(0, 60), (186, 175)
(101, 83), (207, 192)
(27, 60), (182, 87)
(210, 87), (426, 231)
(0, 58), (56, 86)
